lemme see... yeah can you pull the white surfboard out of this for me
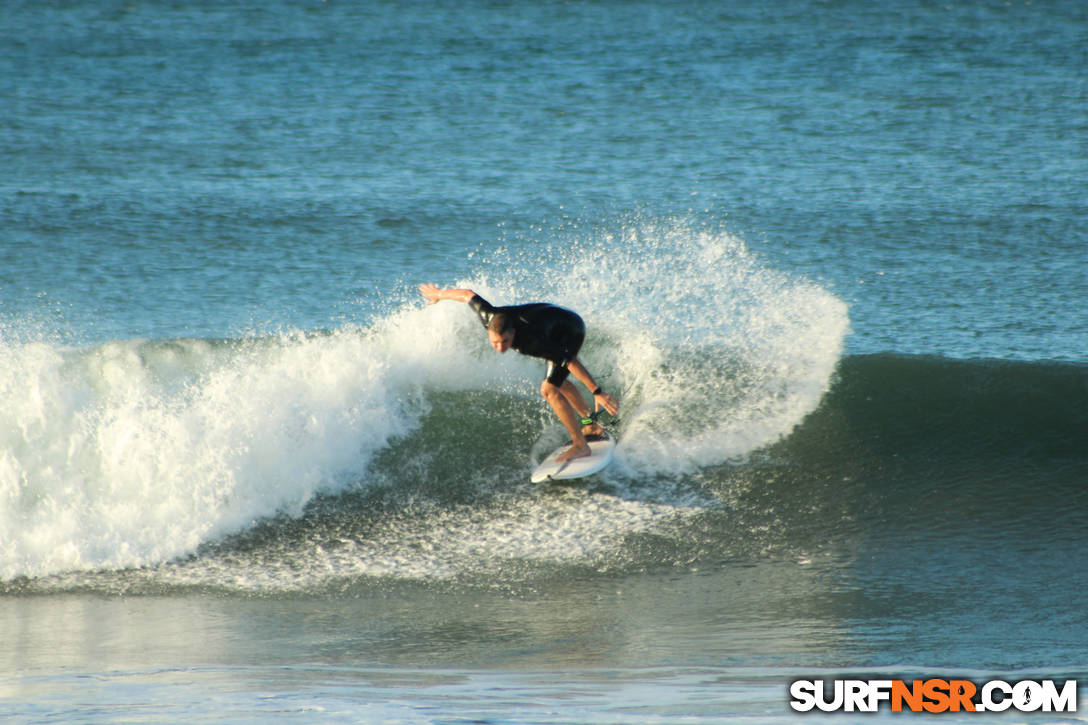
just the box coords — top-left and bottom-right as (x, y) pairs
(530, 434), (616, 483)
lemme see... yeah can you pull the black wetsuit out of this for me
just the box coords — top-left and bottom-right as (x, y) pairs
(469, 294), (586, 386)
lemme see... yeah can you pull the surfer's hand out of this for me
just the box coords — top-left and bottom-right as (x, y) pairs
(593, 390), (619, 416)
(419, 283), (442, 304)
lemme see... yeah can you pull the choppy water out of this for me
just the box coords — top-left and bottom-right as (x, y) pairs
(2, 0), (1086, 722)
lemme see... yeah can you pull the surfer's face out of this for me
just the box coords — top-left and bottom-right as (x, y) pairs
(488, 329), (515, 353)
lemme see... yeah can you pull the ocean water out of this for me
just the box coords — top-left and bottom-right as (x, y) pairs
(2, 0), (1086, 722)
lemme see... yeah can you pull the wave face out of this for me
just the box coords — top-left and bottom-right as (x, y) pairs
(2, 225), (847, 587)
(761, 354), (1088, 545)
(4, 338), (1085, 594)
(793, 354), (1088, 463)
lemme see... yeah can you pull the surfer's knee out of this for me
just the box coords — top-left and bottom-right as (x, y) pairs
(540, 380), (562, 402)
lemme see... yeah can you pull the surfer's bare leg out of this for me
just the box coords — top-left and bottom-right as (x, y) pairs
(541, 381), (591, 462)
(559, 380), (605, 436)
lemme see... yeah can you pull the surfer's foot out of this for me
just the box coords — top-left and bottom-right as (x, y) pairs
(581, 422), (606, 437)
(556, 442), (592, 463)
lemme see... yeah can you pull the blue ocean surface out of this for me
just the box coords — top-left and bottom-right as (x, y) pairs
(2, 1), (1086, 722)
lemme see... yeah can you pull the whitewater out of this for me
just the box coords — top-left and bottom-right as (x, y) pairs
(1, 230), (849, 585)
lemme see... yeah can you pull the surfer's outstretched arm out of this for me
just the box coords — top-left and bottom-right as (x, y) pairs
(419, 283), (476, 305)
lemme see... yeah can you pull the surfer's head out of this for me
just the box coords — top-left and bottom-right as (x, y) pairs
(487, 314), (515, 353)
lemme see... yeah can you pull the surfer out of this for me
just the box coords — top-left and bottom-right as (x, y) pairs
(419, 284), (619, 462)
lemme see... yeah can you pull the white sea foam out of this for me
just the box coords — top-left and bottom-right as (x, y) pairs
(0, 223), (848, 582)
(110, 492), (702, 593)
(470, 223), (851, 474)
(0, 330), (424, 580)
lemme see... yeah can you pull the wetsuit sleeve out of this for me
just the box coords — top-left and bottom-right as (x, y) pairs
(545, 360), (572, 387)
(468, 294), (497, 329)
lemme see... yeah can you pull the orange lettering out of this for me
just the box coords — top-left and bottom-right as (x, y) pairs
(949, 680), (977, 712)
(922, 679), (951, 713)
(892, 680), (923, 712)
